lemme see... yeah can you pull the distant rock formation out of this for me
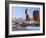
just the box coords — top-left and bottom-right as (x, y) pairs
(25, 8), (29, 21)
(25, 8), (32, 21)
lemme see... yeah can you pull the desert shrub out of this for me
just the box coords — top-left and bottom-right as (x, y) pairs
(21, 22), (28, 27)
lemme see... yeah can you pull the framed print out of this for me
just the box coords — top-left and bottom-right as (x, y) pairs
(5, 1), (45, 37)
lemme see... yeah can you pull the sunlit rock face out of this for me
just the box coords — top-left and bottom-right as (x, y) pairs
(33, 10), (40, 23)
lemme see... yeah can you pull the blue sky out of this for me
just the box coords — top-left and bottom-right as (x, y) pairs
(12, 6), (40, 19)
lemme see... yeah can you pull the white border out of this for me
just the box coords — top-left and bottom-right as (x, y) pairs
(9, 4), (43, 35)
